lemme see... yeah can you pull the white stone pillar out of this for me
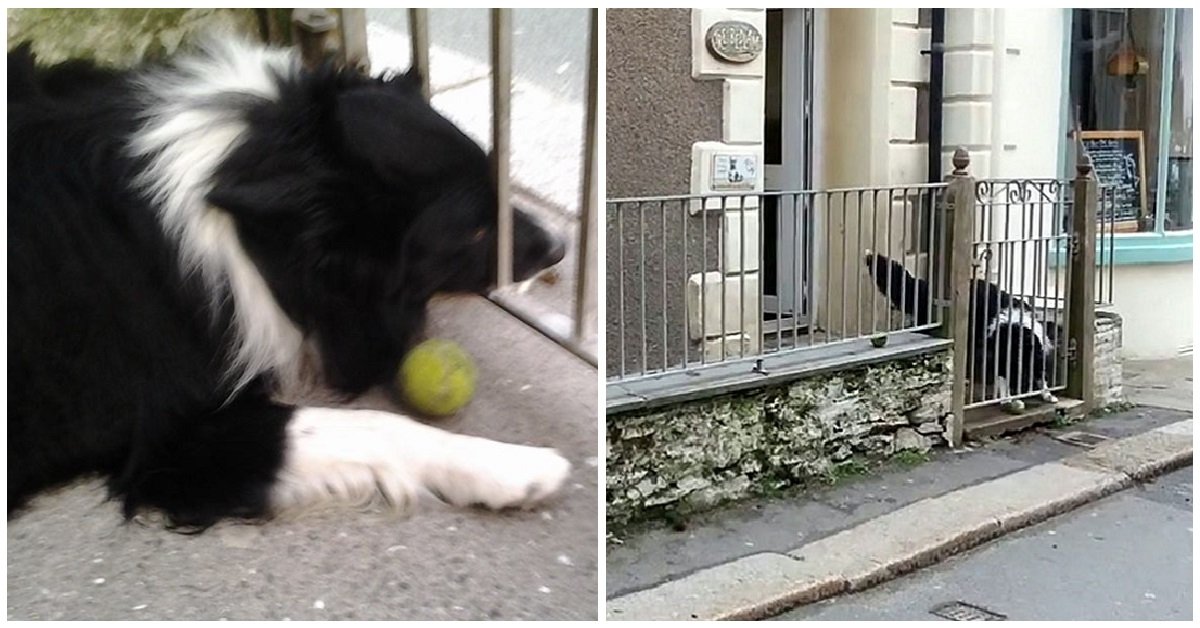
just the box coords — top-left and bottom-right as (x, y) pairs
(689, 8), (766, 359)
(943, 8), (998, 178)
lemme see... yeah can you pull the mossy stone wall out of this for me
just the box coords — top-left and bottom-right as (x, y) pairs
(606, 349), (954, 531)
(1094, 311), (1125, 408)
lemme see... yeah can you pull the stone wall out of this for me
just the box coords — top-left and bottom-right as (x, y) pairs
(606, 349), (953, 531)
(1093, 310), (1125, 407)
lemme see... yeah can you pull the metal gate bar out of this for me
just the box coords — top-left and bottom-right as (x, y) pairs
(606, 184), (948, 383)
(400, 9), (596, 366)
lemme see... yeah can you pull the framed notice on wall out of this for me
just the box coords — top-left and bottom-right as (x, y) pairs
(1079, 130), (1148, 231)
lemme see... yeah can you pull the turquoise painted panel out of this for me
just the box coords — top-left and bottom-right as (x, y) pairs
(1049, 231), (1193, 266)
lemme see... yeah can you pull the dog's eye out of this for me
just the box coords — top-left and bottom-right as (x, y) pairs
(471, 228), (488, 243)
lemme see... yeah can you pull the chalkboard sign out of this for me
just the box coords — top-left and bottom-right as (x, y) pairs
(1080, 130), (1148, 228)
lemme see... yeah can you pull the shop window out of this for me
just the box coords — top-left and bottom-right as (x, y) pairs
(1068, 8), (1191, 232)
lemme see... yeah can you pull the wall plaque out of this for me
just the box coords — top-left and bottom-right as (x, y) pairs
(705, 20), (763, 64)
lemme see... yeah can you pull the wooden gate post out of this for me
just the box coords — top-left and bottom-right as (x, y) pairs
(1065, 154), (1097, 410)
(939, 147), (975, 448)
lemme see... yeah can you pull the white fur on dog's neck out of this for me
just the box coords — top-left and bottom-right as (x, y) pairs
(129, 39), (305, 393)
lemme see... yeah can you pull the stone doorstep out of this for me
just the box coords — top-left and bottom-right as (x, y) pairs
(605, 419), (1193, 621)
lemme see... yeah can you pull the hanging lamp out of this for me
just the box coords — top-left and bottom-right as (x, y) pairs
(1106, 8), (1149, 90)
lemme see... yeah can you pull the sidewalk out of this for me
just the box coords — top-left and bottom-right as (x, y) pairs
(1124, 356), (1194, 413)
(606, 357), (1193, 621)
(7, 297), (598, 621)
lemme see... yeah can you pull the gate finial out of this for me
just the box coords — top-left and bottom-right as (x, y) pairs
(952, 147), (969, 176)
(1076, 151), (1094, 178)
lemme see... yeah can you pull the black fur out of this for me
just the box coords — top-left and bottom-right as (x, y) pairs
(8, 42), (564, 529)
(864, 252), (1059, 398)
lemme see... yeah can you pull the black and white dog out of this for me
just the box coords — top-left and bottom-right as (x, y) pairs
(864, 251), (1059, 405)
(8, 39), (571, 529)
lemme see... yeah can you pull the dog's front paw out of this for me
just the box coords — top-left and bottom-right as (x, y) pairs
(430, 439), (571, 510)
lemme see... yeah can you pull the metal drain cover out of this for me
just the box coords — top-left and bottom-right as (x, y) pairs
(1051, 430), (1112, 449)
(930, 601), (1007, 621)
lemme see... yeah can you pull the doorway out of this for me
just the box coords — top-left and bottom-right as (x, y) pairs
(762, 8), (815, 339)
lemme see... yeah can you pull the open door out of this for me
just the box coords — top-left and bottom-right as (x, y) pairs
(762, 8), (815, 339)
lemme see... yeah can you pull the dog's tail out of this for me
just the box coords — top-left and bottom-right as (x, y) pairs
(864, 250), (931, 326)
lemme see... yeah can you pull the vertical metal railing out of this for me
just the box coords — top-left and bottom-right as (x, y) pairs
(605, 184), (949, 382)
(490, 8), (514, 290)
(407, 8), (431, 100)
(965, 179), (1070, 410)
(1095, 185), (1117, 306)
(404, 9), (597, 366)
(573, 8), (599, 345)
(957, 154), (1111, 413)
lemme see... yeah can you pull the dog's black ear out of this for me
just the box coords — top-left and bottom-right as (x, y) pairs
(9, 42), (39, 97)
(9, 41), (35, 63)
(207, 176), (311, 217)
(336, 88), (483, 180)
(396, 66), (423, 91)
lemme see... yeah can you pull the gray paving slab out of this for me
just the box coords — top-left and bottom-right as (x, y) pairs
(1123, 357), (1194, 413)
(7, 297), (599, 621)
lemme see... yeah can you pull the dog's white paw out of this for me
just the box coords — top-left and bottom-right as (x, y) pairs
(429, 438), (571, 510)
(1040, 390), (1058, 404)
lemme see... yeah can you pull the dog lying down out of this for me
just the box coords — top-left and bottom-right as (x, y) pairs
(8, 38), (572, 530)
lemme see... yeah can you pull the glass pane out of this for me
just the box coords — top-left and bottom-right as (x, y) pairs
(1166, 9), (1192, 231)
(1069, 8), (1166, 231)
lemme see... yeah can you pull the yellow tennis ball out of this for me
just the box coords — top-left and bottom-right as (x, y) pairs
(398, 339), (477, 416)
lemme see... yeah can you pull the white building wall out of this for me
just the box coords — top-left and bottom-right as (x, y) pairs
(1107, 263), (1194, 359)
(946, 8), (1192, 359)
(687, 8), (766, 358)
(683, 7), (1190, 360)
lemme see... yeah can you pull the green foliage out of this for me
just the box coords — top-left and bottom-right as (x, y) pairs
(893, 449), (931, 466)
(7, 8), (260, 67)
(828, 459), (871, 482)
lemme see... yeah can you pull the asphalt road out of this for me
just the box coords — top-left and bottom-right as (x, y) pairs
(774, 466), (1193, 621)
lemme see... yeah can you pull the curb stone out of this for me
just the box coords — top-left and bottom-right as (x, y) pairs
(605, 419), (1193, 621)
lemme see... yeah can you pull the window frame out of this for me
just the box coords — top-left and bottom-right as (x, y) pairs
(1059, 7), (1192, 264)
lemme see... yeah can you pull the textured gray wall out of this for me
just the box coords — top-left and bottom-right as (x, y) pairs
(605, 8), (722, 198)
(606, 9), (725, 377)
(606, 202), (724, 378)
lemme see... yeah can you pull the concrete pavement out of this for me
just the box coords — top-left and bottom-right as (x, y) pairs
(606, 357), (1193, 621)
(1124, 356), (1194, 412)
(7, 297), (598, 621)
